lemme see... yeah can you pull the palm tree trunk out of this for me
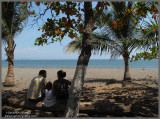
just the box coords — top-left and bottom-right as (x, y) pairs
(5, 60), (14, 84)
(4, 35), (15, 85)
(65, 2), (96, 117)
(123, 56), (131, 81)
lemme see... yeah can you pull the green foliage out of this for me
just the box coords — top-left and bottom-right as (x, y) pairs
(131, 1), (159, 61)
(131, 46), (158, 61)
(24, 1), (111, 46)
(32, 2), (83, 45)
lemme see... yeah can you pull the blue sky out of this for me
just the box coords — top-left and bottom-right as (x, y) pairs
(1, 2), (148, 60)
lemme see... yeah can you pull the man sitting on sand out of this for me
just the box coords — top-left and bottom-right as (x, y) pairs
(53, 70), (71, 100)
(27, 70), (47, 102)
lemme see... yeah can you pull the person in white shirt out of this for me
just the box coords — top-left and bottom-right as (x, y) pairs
(42, 81), (56, 107)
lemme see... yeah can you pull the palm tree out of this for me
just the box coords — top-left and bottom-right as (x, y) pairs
(2, 2), (28, 86)
(66, 2), (144, 81)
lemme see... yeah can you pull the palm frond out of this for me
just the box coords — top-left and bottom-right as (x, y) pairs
(65, 39), (82, 53)
(2, 18), (9, 41)
(110, 49), (121, 60)
(2, 2), (28, 41)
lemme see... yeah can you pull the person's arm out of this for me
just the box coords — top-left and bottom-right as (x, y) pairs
(42, 83), (46, 93)
(68, 80), (71, 86)
(41, 78), (46, 94)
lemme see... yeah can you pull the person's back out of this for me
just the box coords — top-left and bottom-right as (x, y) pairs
(27, 70), (46, 101)
(42, 81), (56, 107)
(53, 79), (70, 100)
(45, 89), (54, 100)
(53, 70), (71, 100)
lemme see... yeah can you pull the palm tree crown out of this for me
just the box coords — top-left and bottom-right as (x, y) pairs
(2, 2), (28, 42)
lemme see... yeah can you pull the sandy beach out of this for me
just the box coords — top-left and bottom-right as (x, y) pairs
(2, 67), (158, 117)
(2, 67), (158, 91)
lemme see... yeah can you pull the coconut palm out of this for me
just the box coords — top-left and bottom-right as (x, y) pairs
(2, 2), (28, 85)
(66, 2), (145, 81)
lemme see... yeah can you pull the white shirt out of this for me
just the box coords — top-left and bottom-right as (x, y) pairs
(45, 89), (54, 100)
(42, 89), (56, 107)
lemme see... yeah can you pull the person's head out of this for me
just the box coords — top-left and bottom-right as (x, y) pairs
(45, 81), (52, 90)
(39, 70), (47, 78)
(57, 70), (66, 79)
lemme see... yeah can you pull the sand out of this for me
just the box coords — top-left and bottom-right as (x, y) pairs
(2, 67), (158, 117)
(2, 67), (158, 91)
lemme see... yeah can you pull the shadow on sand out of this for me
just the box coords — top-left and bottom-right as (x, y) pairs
(2, 78), (158, 117)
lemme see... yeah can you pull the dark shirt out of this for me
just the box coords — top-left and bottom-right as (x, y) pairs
(53, 79), (71, 100)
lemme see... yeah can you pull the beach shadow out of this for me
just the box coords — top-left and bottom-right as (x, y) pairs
(2, 89), (45, 117)
(84, 78), (122, 84)
(131, 98), (158, 117)
(81, 86), (96, 102)
(2, 79), (158, 117)
(80, 80), (158, 117)
(2, 89), (69, 117)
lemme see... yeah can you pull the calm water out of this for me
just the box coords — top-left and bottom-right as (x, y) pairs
(1, 59), (158, 69)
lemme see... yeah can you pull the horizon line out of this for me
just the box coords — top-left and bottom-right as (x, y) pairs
(2, 59), (125, 60)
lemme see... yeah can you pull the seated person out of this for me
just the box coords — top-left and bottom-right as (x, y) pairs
(53, 70), (71, 100)
(42, 81), (56, 107)
(27, 70), (47, 102)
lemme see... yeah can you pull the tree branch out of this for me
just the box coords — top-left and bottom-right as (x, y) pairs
(30, 4), (54, 28)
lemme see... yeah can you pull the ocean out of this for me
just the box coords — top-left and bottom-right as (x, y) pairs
(1, 59), (158, 69)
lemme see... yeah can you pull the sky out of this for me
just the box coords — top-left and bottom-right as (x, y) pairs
(1, 1), (149, 60)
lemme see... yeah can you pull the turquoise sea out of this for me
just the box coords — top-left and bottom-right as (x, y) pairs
(1, 59), (158, 69)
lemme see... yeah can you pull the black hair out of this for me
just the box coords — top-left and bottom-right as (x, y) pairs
(57, 70), (66, 78)
(39, 70), (46, 75)
(45, 81), (52, 90)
